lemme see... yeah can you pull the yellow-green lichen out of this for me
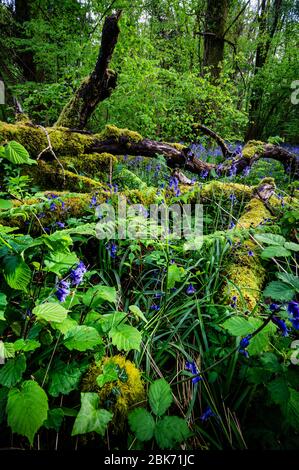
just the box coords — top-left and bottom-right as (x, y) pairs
(201, 181), (252, 201)
(237, 198), (273, 229)
(81, 355), (145, 432)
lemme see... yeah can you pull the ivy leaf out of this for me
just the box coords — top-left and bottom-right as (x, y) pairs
(154, 416), (191, 449)
(48, 359), (88, 397)
(0, 355), (26, 387)
(33, 302), (68, 323)
(263, 281), (295, 301)
(6, 380), (48, 445)
(128, 408), (155, 442)
(3, 255), (31, 291)
(71, 393), (113, 436)
(149, 379), (173, 417)
(109, 324), (142, 352)
(63, 326), (102, 351)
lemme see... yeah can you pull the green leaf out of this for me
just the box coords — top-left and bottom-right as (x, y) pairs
(276, 272), (299, 291)
(260, 353), (282, 373)
(128, 408), (155, 442)
(44, 251), (79, 275)
(63, 326), (102, 351)
(72, 393), (113, 436)
(96, 362), (119, 387)
(286, 389), (299, 429)
(82, 285), (117, 308)
(129, 305), (148, 323)
(0, 292), (7, 321)
(268, 377), (290, 406)
(48, 360), (87, 397)
(167, 264), (184, 289)
(254, 233), (286, 246)
(109, 324), (142, 352)
(284, 242), (299, 252)
(149, 379), (172, 417)
(13, 339), (40, 352)
(33, 302), (68, 323)
(97, 312), (127, 333)
(7, 380), (48, 445)
(0, 342), (15, 360)
(0, 354), (26, 387)
(43, 408), (64, 432)
(0, 387), (8, 424)
(51, 317), (78, 334)
(263, 281), (295, 301)
(261, 246), (291, 259)
(3, 141), (35, 165)
(3, 255), (31, 291)
(0, 199), (13, 210)
(222, 317), (255, 336)
(154, 416), (191, 449)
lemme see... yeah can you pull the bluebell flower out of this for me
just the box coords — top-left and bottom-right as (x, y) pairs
(248, 250), (254, 256)
(56, 221), (65, 228)
(185, 361), (201, 384)
(239, 335), (251, 357)
(229, 221), (235, 229)
(70, 261), (87, 286)
(288, 301), (299, 318)
(186, 284), (196, 295)
(201, 170), (209, 179)
(106, 242), (117, 258)
(290, 318), (299, 330)
(150, 303), (160, 311)
(55, 280), (70, 302)
(90, 195), (97, 207)
(270, 303), (280, 312)
(50, 202), (57, 211)
(37, 212), (46, 219)
(229, 194), (237, 204)
(271, 316), (289, 336)
(243, 166), (251, 176)
(200, 407), (215, 422)
(231, 296), (237, 308)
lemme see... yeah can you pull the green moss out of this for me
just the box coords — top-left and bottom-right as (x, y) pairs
(115, 168), (148, 190)
(81, 355), (145, 432)
(59, 153), (116, 179)
(54, 76), (90, 128)
(237, 198), (273, 229)
(164, 142), (185, 151)
(242, 140), (264, 159)
(201, 181), (252, 200)
(97, 124), (143, 142)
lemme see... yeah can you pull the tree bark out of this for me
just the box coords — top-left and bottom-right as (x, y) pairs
(55, 10), (122, 129)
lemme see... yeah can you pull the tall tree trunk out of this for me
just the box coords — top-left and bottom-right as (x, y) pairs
(246, 0), (283, 140)
(202, 0), (229, 79)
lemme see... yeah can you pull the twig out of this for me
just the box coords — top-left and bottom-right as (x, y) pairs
(37, 125), (65, 186)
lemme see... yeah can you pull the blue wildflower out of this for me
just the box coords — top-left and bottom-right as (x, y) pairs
(90, 195), (97, 207)
(243, 166), (251, 177)
(200, 407), (215, 422)
(291, 318), (299, 330)
(270, 303), (280, 312)
(229, 221), (235, 229)
(185, 361), (201, 384)
(271, 316), (289, 336)
(150, 303), (160, 311)
(248, 250), (254, 256)
(55, 280), (70, 302)
(239, 335), (251, 357)
(288, 301), (299, 318)
(37, 212), (46, 219)
(50, 202), (57, 211)
(186, 284), (196, 295)
(231, 295), (237, 308)
(56, 221), (65, 228)
(229, 194), (237, 204)
(70, 261), (87, 286)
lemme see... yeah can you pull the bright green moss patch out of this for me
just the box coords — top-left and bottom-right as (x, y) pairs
(97, 124), (143, 142)
(242, 140), (264, 159)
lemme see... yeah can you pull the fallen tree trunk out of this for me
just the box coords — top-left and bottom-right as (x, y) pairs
(0, 122), (298, 180)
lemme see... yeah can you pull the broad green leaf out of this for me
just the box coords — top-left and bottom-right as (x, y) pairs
(247, 323), (274, 356)
(0, 292), (7, 321)
(129, 305), (148, 323)
(0, 354), (26, 387)
(96, 362), (119, 387)
(82, 285), (117, 308)
(0, 342), (15, 360)
(260, 353), (282, 373)
(276, 272), (299, 291)
(268, 377), (290, 406)
(63, 326), (102, 351)
(43, 408), (64, 432)
(7, 380), (48, 445)
(33, 302), (68, 323)
(97, 312), (127, 333)
(284, 242), (299, 252)
(222, 317), (255, 336)
(72, 393), (113, 436)
(44, 251), (79, 275)
(254, 233), (286, 246)
(109, 324), (142, 352)
(52, 317), (78, 334)
(154, 416), (191, 449)
(4, 141), (35, 165)
(149, 379), (172, 417)
(261, 246), (291, 259)
(3, 255), (31, 291)
(167, 264), (184, 289)
(128, 407), (155, 442)
(263, 281), (295, 301)
(286, 389), (299, 429)
(0, 199), (13, 210)
(13, 339), (40, 352)
(48, 360), (87, 397)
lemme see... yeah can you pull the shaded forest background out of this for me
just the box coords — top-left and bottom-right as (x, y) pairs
(0, 0), (298, 144)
